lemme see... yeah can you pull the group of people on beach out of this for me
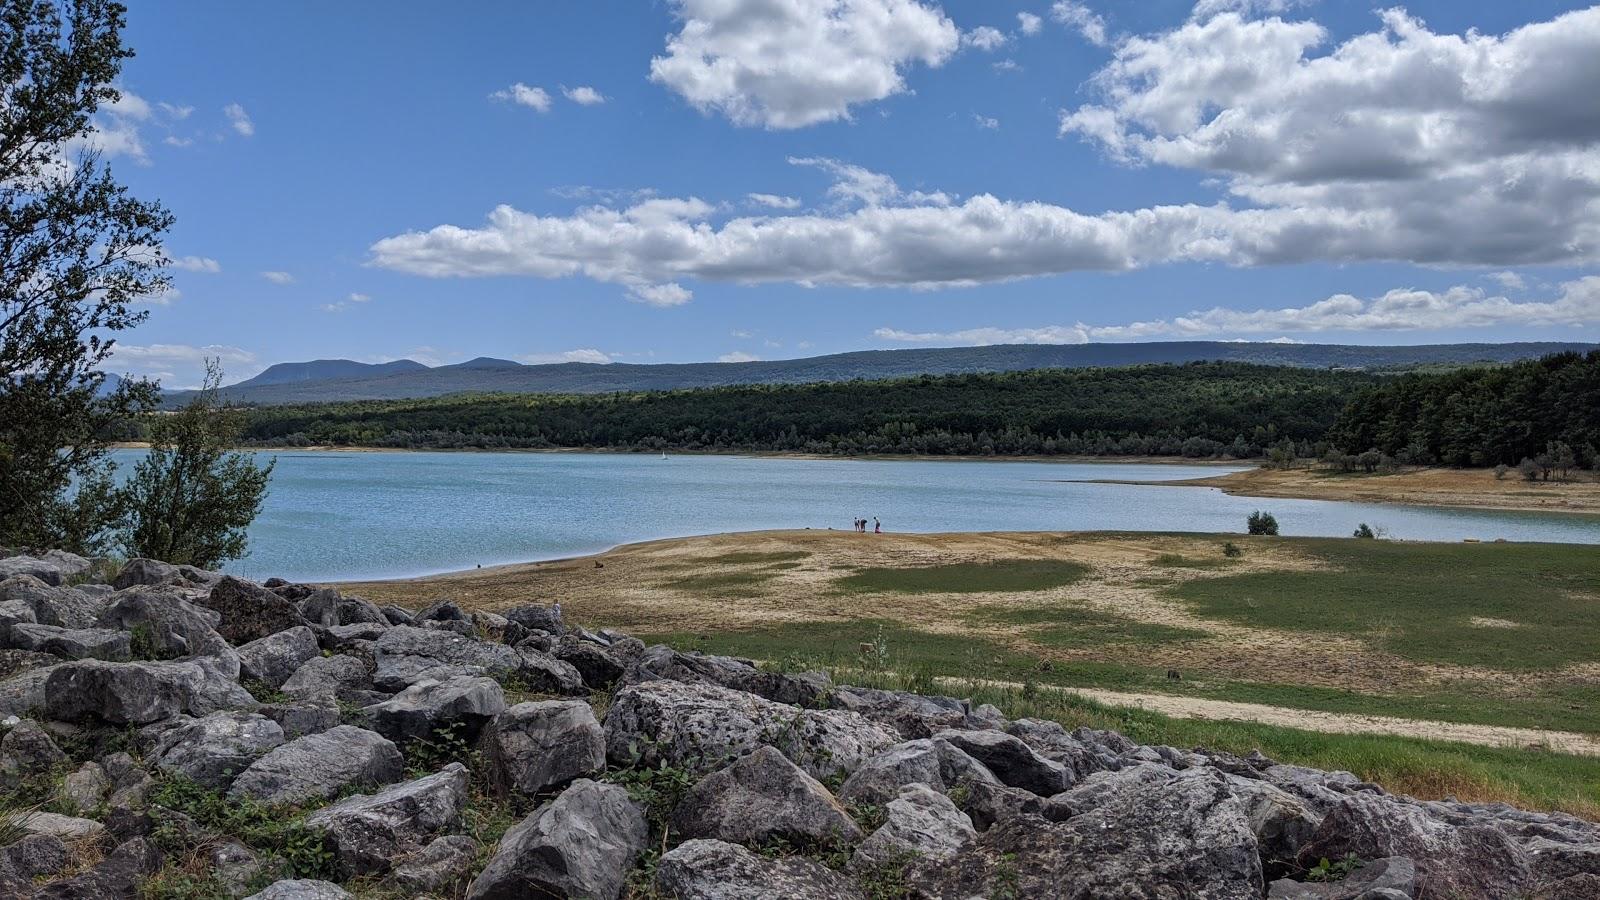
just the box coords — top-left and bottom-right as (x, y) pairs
(853, 517), (881, 533)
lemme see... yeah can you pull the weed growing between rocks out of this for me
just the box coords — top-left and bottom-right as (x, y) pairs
(148, 776), (337, 880)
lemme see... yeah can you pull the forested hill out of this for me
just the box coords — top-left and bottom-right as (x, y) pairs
(171, 341), (1597, 406)
(240, 362), (1375, 457)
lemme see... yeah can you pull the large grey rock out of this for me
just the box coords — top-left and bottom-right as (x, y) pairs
(57, 761), (110, 814)
(385, 834), (479, 894)
(0, 553), (88, 587)
(97, 585), (239, 675)
(910, 767), (1263, 898)
(1005, 717), (1122, 779)
(0, 718), (67, 778)
(514, 646), (587, 695)
(200, 576), (309, 645)
(838, 737), (1002, 806)
(851, 783), (975, 869)
(479, 699), (605, 797)
(932, 728), (1074, 796)
(1296, 791), (1534, 899)
(32, 835), (160, 899)
(502, 603), (565, 635)
(655, 839), (866, 900)
(280, 653), (372, 702)
(629, 645), (830, 707)
(8, 623), (130, 660)
(363, 674), (505, 744)
(669, 745), (862, 846)
(112, 558), (218, 590)
(604, 680), (899, 780)
(370, 626), (521, 691)
(0, 596), (35, 639)
(259, 702), (342, 739)
(8, 810), (105, 840)
(148, 710), (286, 790)
(228, 725), (404, 806)
(300, 589), (387, 628)
(43, 658), (255, 724)
(1, 576), (106, 629)
(244, 881), (353, 900)
(466, 779), (646, 900)
(304, 763), (469, 877)
(238, 626), (321, 689)
(1267, 856), (1418, 899)
(0, 663), (56, 717)
(0, 833), (68, 880)
(829, 685), (997, 738)
(1222, 772), (1324, 880)
(551, 635), (625, 688)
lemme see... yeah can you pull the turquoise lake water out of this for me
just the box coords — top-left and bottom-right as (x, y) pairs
(109, 450), (1600, 582)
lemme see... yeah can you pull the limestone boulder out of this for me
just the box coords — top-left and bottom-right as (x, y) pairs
(304, 763), (469, 877)
(227, 725), (403, 806)
(148, 710), (286, 790)
(668, 745), (862, 846)
(837, 737), (1001, 806)
(363, 674), (505, 744)
(466, 779), (646, 900)
(851, 783), (975, 870)
(238, 626), (321, 689)
(43, 658), (255, 725)
(479, 699), (605, 797)
(200, 576), (308, 645)
(370, 626), (521, 691)
(655, 839), (866, 900)
(8, 623), (129, 660)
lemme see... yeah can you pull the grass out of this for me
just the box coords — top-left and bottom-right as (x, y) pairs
(1152, 553), (1235, 570)
(832, 559), (1091, 595)
(970, 604), (1207, 648)
(738, 643), (1600, 819)
(1170, 539), (1600, 670)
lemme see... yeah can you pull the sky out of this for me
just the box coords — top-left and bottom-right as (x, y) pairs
(95, 0), (1600, 386)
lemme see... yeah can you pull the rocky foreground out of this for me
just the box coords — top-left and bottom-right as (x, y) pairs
(0, 550), (1596, 899)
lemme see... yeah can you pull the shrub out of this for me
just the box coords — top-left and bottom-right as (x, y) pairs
(1222, 541), (1243, 558)
(1246, 511), (1279, 536)
(1353, 523), (1376, 539)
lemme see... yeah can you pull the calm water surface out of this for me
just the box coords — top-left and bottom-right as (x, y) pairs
(111, 450), (1600, 582)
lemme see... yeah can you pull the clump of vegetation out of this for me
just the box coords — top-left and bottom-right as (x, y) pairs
(834, 559), (1090, 595)
(1352, 523), (1376, 539)
(1246, 511), (1279, 536)
(1306, 853), (1364, 882)
(117, 360), (274, 568)
(1222, 541), (1243, 558)
(148, 776), (336, 879)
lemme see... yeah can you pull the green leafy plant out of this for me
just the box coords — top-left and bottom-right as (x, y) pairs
(1246, 511), (1280, 536)
(1352, 523), (1377, 539)
(1306, 853), (1364, 883)
(1222, 541), (1243, 558)
(147, 776), (335, 879)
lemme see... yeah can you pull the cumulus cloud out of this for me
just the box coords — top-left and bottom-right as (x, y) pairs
(1052, 1), (1108, 46)
(491, 83), (552, 112)
(223, 103), (254, 137)
(718, 351), (761, 363)
(749, 192), (801, 209)
(875, 277), (1600, 344)
(1017, 12), (1043, 36)
(1059, 7), (1600, 266)
(963, 26), (1008, 51)
(974, 114), (1000, 130)
(1488, 271), (1526, 291)
(1191, 0), (1307, 20)
(563, 85), (606, 105)
(260, 271), (295, 285)
(169, 255), (220, 273)
(520, 349), (613, 364)
(649, 0), (960, 128)
(109, 343), (258, 382)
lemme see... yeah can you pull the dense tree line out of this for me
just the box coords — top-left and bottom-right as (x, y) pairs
(236, 363), (1371, 459)
(1327, 351), (1600, 468)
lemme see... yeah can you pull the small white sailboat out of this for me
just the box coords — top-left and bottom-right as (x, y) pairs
(660, 452), (669, 460)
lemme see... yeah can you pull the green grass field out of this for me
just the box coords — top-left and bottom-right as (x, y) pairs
(833, 559), (1091, 594)
(1171, 539), (1600, 670)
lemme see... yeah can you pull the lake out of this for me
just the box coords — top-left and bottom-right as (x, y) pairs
(109, 450), (1600, 582)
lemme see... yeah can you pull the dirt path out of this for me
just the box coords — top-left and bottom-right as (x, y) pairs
(1050, 685), (1600, 756)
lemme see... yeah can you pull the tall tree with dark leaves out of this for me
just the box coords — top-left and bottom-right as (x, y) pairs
(0, 0), (172, 551)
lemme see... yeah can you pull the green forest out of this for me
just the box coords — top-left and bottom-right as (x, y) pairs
(232, 353), (1600, 468)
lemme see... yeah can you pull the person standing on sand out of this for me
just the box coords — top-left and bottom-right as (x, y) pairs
(874, 517), (881, 533)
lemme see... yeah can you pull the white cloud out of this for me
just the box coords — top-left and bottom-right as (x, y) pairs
(491, 83), (552, 112)
(650, 0), (960, 129)
(1191, 0), (1307, 20)
(628, 282), (693, 307)
(109, 343), (258, 381)
(162, 136), (192, 148)
(321, 292), (373, 313)
(1017, 12), (1043, 36)
(748, 192), (801, 209)
(157, 102), (193, 120)
(731, 329), (755, 338)
(973, 114), (999, 130)
(1052, 1), (1108, 46)
(992, 59), (1022, 73)
(1059, 7), (1600, 267)
(260, 271), (295, 285)
(718, 351), (761, 363)
(875, 276), (1600, 344)
(963, 26), (1008, 52)
(520, 349), (613, 364)
(1488, 271), (1526, 291)
(169, 255), (221, 273)
(563, 85), (606, 105)
(223, 103), (254, 137)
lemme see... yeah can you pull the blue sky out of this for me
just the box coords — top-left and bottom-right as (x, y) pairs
(101, 1), (1600, 385)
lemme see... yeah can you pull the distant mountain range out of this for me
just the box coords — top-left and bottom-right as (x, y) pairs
(163, 342), (1600, 407)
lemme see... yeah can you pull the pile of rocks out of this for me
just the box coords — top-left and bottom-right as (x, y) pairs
(0, 548), (1596, 899)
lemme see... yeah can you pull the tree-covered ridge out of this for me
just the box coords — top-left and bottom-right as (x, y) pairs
(239, 362), (1374, 458)
(1328, 350), (1600, 468)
